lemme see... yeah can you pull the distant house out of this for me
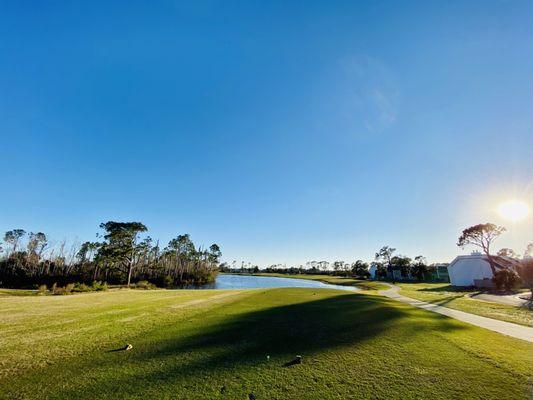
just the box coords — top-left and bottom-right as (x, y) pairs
(447, 254), (520, 287)
(369, 264), (379, 279)
(369, 263), (415, 281)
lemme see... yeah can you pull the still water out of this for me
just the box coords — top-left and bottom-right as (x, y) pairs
(199, 274), (358, 291)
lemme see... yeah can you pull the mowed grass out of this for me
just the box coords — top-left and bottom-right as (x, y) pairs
(255, 273), (390, 291)
(0, 288), (42, 296)
(397, 282), (533, 327)
(1, 289), (532, 399)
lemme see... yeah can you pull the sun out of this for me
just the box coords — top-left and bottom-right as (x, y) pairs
(497, 200), (530, 222)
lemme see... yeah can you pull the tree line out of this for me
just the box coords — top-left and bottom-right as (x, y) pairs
(256, 260), (373, 278)
(254, 250), (440, 282)
(0, 222), (221, 288)
(228, 223), (532, 294)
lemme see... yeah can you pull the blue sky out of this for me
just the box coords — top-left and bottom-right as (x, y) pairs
(1, 1), (532, 266)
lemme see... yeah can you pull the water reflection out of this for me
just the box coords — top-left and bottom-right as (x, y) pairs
(193, 274), (358, 291)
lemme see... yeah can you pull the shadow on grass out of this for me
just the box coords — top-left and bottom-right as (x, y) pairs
(416, 285), (478, 294)
(106, 345), (132, 353)
(52, 291), (464, 398)
(429, 297), (464, 307)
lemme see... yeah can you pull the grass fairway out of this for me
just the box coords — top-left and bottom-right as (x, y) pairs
(397, 282), (533, 327)
(1, 289), (532, 399)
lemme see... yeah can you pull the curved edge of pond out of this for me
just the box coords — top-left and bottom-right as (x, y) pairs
(188, 274), (359, 291)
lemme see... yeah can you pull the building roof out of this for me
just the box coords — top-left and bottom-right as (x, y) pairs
(490, 255), (521, 270)
(449, 254), (520, 270)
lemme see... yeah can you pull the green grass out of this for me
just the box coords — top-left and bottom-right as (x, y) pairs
(255, 273), (390, 291)
(0, 288), (41, 296)
(397, 282), (533, 327)
(1, 288), (532, 399)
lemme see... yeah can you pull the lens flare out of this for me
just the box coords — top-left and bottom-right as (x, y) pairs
(497, 200), (530, 222)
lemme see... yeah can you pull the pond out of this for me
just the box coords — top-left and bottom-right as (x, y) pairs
(198, 274), (358, 291)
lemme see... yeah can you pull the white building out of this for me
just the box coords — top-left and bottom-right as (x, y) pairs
(447, 254), (520, 287)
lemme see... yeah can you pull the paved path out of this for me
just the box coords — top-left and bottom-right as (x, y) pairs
(379, 283), (533, 343)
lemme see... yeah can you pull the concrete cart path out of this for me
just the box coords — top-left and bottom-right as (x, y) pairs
(379, 283), (533, 343)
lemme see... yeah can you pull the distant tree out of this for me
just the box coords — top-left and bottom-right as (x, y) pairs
(371, 262), (387, 279)
(492, 269), (520, 291)
(497, 248), (519, 259)
(208, 244), (222, 264)
(98, 221), (148, 287)
(318, 261), (330, 271)
(375, 246), (396, 276)
(351, 260), (369, 277)
(375, 246), (395, 263)
(136, 236), (154, 267)
(218, 262), (229, 272)
(457, 223), (506, 274)
(77, 241), (100, 263)
(524, 243), (533, 259)
(77, 241), (102, 280)
(4, 229), (26, 254)
(27, 232), (48, 262)
(342, 262), (351, 275)
(391, 256), (412, 278)
(517, 259), (533, 299)
(332, 261), (344, 274)
(168, 234), (195, 256)
(411, 255), (428, 281)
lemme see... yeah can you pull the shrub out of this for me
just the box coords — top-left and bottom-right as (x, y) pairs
(37, 284), (48, 294)
(492, 269), (520, 291)
(517, 259), (533, 297)
(164, 275), (174, 288)
(51, 283), (59, 294)
(72, 283), (91, 292)
(51, 283), (75, 295)
(133, 280), (156, 290)
(91, 281), (108, 291)
(52, 285), (65, 295)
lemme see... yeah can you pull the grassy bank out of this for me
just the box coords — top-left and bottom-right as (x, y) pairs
(1, 288), (532, 399)
(0, 288), (41, 296)
(397, 282), (533, 327)
(255, 273), (390, 291)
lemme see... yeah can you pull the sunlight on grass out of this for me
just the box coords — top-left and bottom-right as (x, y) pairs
(0, 288), (531, 399)
(397, 283), (533, 327)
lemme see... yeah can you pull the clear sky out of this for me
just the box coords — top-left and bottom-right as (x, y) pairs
(1, 1), (532, 266)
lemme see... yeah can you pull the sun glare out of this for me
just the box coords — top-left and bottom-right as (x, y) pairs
(497, 200), (530, 222)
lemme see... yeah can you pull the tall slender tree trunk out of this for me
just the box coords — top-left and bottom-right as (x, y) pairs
(127, 263), (133, 287)
(484, 245), (497, 275)
(486, 255), (497, 275)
